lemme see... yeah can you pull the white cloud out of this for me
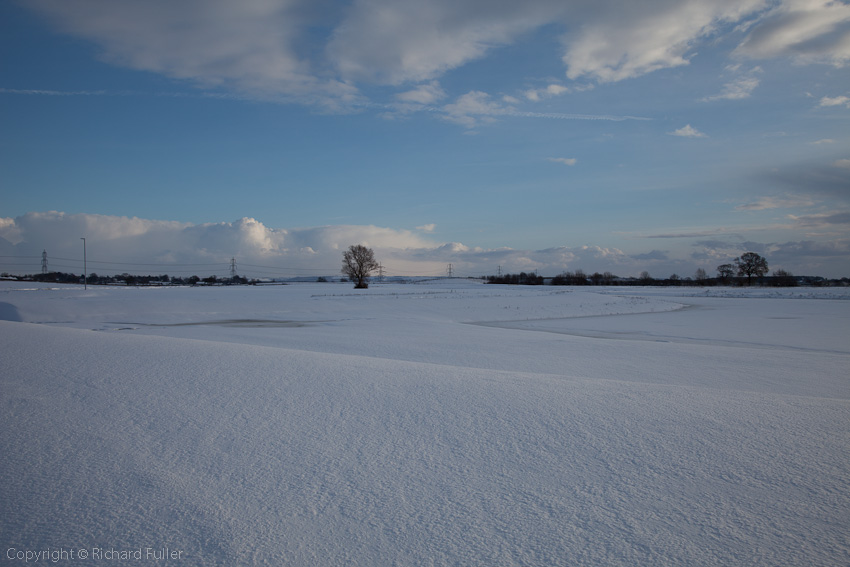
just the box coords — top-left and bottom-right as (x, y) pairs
(22, 0), (849, 112)
(734, 195), (816, 211)
(395, 81), (447, 105)
(669, 124), (708, 138)
(441, 91), (511, 128)
(0, 88), (109, 96)
(0, 217), (23, 245)
(548, 157), (578, 166)
(4, 212), (848, 279)
(787, 211), (850, 227)
(27, 0), (355, 105)
(734, 0), (850, 66)
(819, 95), (850, 108)
(416, 224), (437, 233)
(701, 68), (762, 101)
(835, 158), (850, 169)
(524, 83), (570, 101)
(561, 0), (767, 82)
(326, 0), (563, 85)
(0, 212), (444, 276)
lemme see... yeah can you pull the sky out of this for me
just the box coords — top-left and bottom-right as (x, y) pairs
(1, 0), (849, 279)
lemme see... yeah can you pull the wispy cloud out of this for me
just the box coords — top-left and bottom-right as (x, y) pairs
(23, 0), (849, 110)
(524, 84), (570, 102)
(395, 81), (447, 105)
(437, 90), (650, 128)
(0, 87), (261, 102)
(562, 0), (773, 82)
(701, 67), (762, 102)
(669, 124), (707, 138)
(734, 0), (850, 67)
(734, 195), (816, 211)
(0, 87), (108, 96)
(644, 228), (744, 239)
(788, 211), (850, 227)
(509, 111), (651, 122)
(440, 91), (511, 128)
(548, 157), (577, 166)
(819, 95), (850, 108)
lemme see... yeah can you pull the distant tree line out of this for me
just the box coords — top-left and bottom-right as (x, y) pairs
(487, 253), (849, 287)
(3, 271), (256, 286)
(3, 252), (848, 288)
(487, 272), (545, 285)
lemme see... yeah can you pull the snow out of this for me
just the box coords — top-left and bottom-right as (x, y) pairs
(1, 280), (849, 566)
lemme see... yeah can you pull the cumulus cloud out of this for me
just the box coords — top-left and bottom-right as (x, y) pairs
(416, 224), (437, 233)
(669, 124), (708, 138)
(0, 212), (446, 277)
(0, 212), (714, 279)
(3, 212), (847, 278)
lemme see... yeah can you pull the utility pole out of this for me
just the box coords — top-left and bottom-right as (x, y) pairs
(41, 250), (48, 274)
(498, 265), (501, 277)
(80, 238), (87, 289)
(447, 263), (453, 278)
(378, 264), (384, 282)
(230, 257), (237, 279)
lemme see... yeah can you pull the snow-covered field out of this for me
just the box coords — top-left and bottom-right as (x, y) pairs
(1, 280), (848, 566)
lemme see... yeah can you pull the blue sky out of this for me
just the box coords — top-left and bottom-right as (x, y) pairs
(1, 0), (849, 278)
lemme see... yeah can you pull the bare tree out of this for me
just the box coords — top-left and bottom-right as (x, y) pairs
(694, 268), (707, 283)
(342, 244), (379, 289)
(716, 263), (734, 283)
(734, 252), (768, 285)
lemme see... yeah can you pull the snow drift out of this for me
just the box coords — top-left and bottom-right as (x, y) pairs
(1, 281), (848, 565)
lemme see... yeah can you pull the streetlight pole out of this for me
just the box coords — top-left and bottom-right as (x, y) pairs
(81, 237), (87, 289)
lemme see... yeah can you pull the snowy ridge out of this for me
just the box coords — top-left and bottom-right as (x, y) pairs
(1, 282), (849, 565)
